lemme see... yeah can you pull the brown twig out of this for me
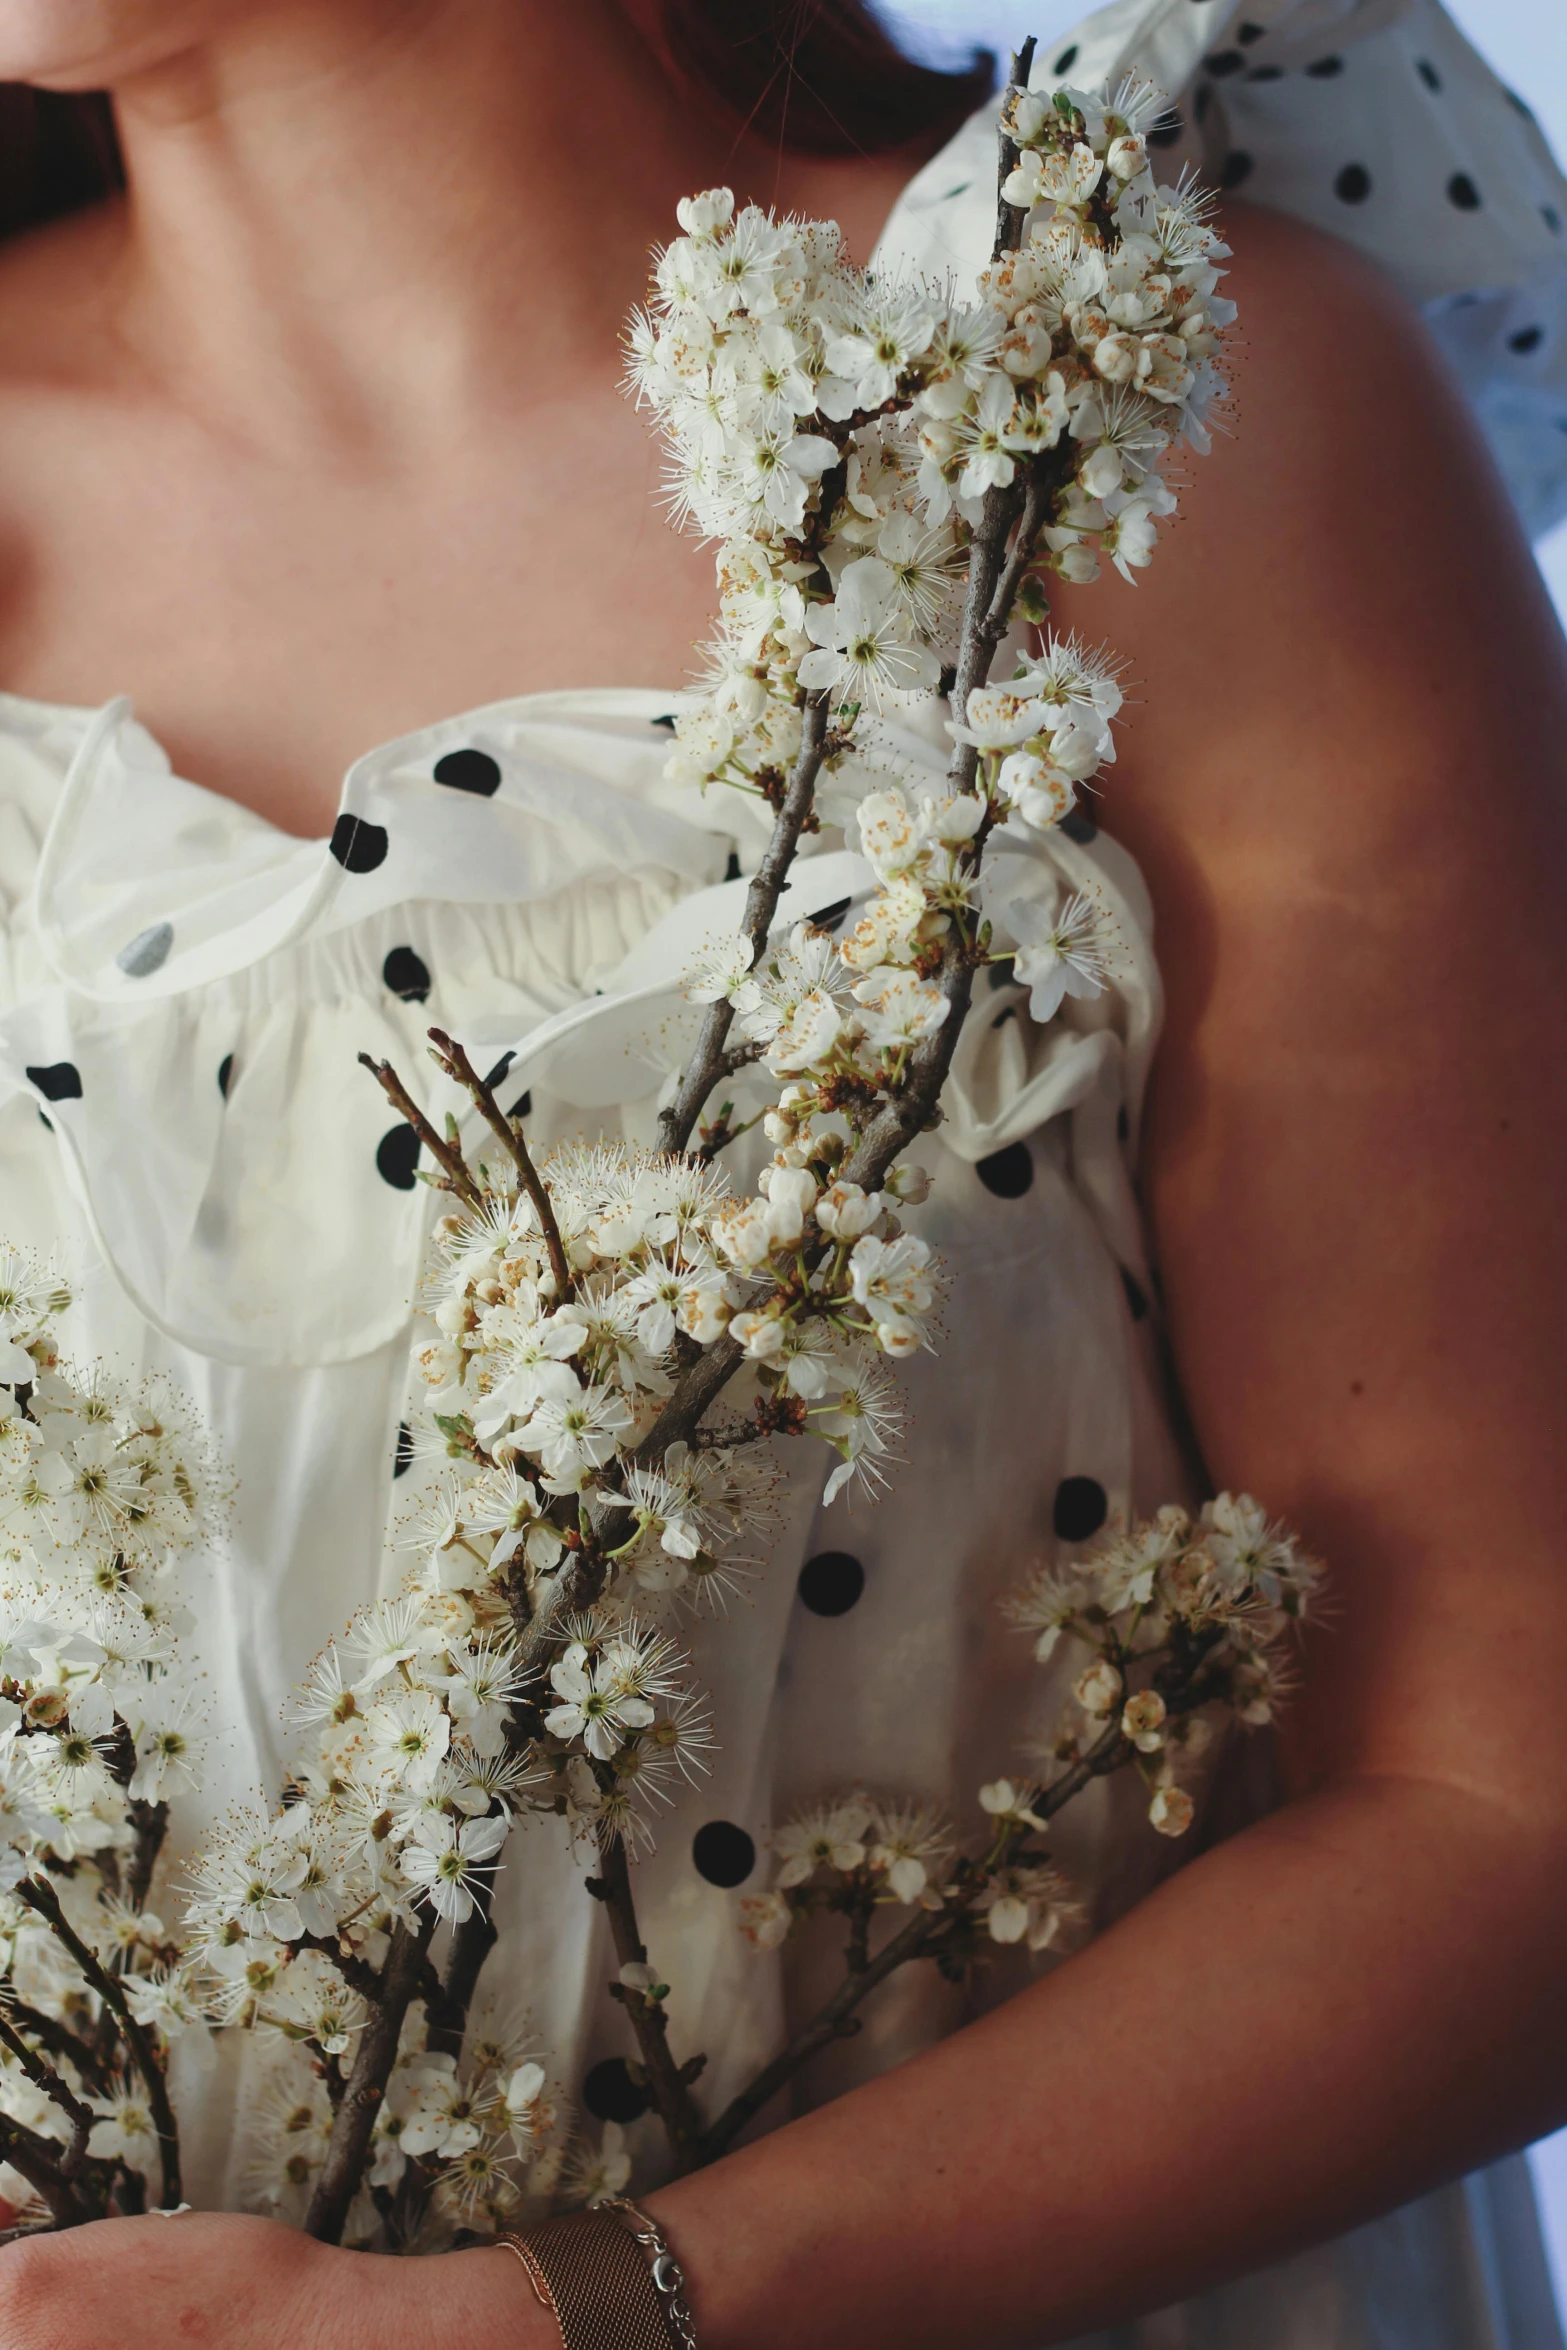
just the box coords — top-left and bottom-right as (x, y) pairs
(591, 1834), (706, 2167)
(19, 1876), (181, 2210)
(305, 1912), (438, 2244)
(6, 2002), (113, 2097)
(656, 692), (833, 1159)
(0, 2015), (97, 2182)
(423, 1886), (500, 2063)
(995, 38), (1040, 258)
(427, 1030), (574, 1301)
(358, 1054), (484, 1211)
(697, 1716), (1130, 2164)
(297, 1933), (387, 2010)
(0, 2111), (98, 2230)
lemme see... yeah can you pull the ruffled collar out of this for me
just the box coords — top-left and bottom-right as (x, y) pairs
(25, 687), (766, 1003)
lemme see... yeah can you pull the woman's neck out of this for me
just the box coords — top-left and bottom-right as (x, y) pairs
(95, 0), (916, 457)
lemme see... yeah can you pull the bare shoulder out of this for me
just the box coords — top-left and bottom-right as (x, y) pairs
(1048, 201), (1567, 1795)
(1052, 196), (1567, 1021)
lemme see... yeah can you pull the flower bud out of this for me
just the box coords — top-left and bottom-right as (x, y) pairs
(1120, 1689), (1167, 1752)
(1148, 1785), (1195, 1838)
(1074, 1659), (1123, 1716)
(731, 1310), (785, 1361)
(815, 1180), (880, 1239)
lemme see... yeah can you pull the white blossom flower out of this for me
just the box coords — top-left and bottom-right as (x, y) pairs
(400, 1812), (508, 1924)
(772, 1799), (872, 1887)
(798, 558), (940, 709)
(546, 1645), (656, 1763)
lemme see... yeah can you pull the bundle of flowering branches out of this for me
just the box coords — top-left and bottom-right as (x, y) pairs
(0, 48), (1322, 2249)
(0, 1253), (218, 2231)
(167, 49), (1323, 2247)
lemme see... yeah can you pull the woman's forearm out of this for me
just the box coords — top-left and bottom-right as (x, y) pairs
(647, 1770), (1567, 2350)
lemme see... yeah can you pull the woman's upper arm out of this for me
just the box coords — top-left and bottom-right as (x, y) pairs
(1052, 202), (1567, 1816)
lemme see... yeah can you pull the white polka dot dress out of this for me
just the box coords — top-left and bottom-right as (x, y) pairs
(0, 10), (1561, 2327)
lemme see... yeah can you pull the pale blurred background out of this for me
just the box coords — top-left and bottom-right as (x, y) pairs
(876, 0), (1567, 2314)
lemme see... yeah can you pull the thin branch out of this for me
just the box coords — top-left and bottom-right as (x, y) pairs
(592, 1835), (705, 2166)
(19, 1876), (181, 2210)
(426, 1032), (575, 1301)
(0, 2111), (95, 2231)
(357, 1055), (483, 1211)
(995, 38), (1040, 259)
(656, 692), (833, 1158)
(423, 1886), (499, 2063)
(0, 2016), (96, 2182)
(297, 1933), (386, 2010)
(6, 2002), (113, 2097)
(124, 1800), (169, 1917)
(631, 1332), (742, 1467)
(304, 1912), (437, 2245)
(698, 1718), (1131, 2165)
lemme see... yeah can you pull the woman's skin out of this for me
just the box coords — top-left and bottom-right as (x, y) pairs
(0, 3), (1566, 2346)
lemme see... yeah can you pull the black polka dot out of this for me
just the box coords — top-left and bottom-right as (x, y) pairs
(26, 1063), (82, 1103)
(1121, 1266), (1151, 1322)
(383, 946), (432, 1003)
(991, 1004), (1017, 1032)
(1544, 206), (1562, 234)
(1236, 16), (1266, 39)
(583, 2057), (650, 2125)
(1061, 810), (1099, 845)
(692, 1821), (756, 1888)
(1204, 49), (1244, 77)
(987, 956), (1016, 991)
(724, 849), (743, 882)
(376, 1122), (421, 1190)
(1334, 163), (1372, 204)
(650, 713), (678, 731)
(330, 814), (389, 874)
(1416, 58), (1442, 92)
(1246, 64), (1283, 82)
(509, 1090), (533, 1121)
(1116, 1104), (1130, 1144)
(1220, 150), (1254, 190)
(1053, 43), (1078, 71)
(1054, 1476), (1108, 1544)
(393, 1422), (414, 1480)
(1447, 173), (1481, 211)
(1305, 53), (1343, 77)
(798, 1552), (865, 1617)
(977, 1142), (1034, 1199)
(483, 1051), (516, 1090)
(809, 896), (851, 934)
(1147, 109), (1183, 147)
(1194, 83), (1213, 124)
(116, 920), (173, 978)
(433, 748), (502, 797)
(218, 1053), (235, 1101)
(1509, 325), (1545, 355)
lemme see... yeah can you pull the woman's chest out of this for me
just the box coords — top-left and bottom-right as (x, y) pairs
(0, 376), (717, 830)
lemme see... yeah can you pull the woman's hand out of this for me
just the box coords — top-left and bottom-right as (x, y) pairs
(0, 2212), (555, 2350)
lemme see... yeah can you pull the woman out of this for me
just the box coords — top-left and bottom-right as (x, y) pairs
(0, 1), (1564, 2344)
